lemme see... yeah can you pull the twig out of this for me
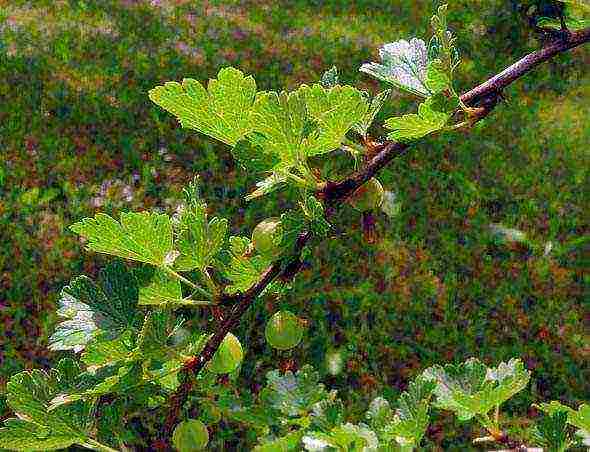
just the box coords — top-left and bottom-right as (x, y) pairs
(156, 28), (590, 449)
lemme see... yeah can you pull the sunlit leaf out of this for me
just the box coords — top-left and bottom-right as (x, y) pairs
(360, 38), (431, 97)
(422, 358), (530, 421)
(385, 97), (449, 142)
(149, 67), (257, 145)
(71, 211), (174, 266)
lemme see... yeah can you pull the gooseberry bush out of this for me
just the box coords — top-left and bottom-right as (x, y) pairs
(1, 3), (589, 451)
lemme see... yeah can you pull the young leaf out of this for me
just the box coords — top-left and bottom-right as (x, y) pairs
(352, 90), (391, 137)
(149, 67), (257, 146)
(422, 358), (530, 421)
(360, 38), (431, 97)
(71, 211), (174, 267)
(174, 183), (229, 272)
(260, 365), (328, 417)
(309, 391), (345, 432)
(49, 261), (139, 352)
(0, 359), (94, 451)
(300, 195), (330, 238)
(245, 173), (288, 201)
(425, 59), (451, 94)
(385, 98), (450, 142)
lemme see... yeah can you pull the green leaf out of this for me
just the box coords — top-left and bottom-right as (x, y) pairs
(366, 376), (434, 448)
(248, 84), (367, 165)
(429, 4), (460, 72)
(81, 331), (135, 368)
(302, 423), (378, 451)
(385, 98), (449, 142)
(352, 90), (391, 137)
(136, 310), (172, 360)
(297, 84), (369, 157)
(71, 211), (174, 266)
(49, 261), (139, 352)
(233, 133), (280, 173)
(310, 391), (345, 432)
(250, 89), (309, 168)
(48, 364), (141, 409)
(360, 38), (431, 97)
(138, 268), (183, 306)
(260, 365), (328, 417)
(422, 358), (530, 421)
(425, 59), (451, 94)
(254, 431), (304, 452)
(223, 236), (270, 294)
(537, 401), (590, 437)
(531, 410), (571, 452)
(0, 359), (93, 451)
(174, 181), (229, 272)
(300, 195), (330, 238)
(149, 67), (257, 146)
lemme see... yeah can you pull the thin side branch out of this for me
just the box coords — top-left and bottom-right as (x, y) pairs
(157, 28), (590, 448)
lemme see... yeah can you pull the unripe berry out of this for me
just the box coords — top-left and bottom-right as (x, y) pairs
(349, 178), (384, 211)
(172, 419), (209, 452)
(208, 332), (243, 374)
(252, 217), (283, 257)
(265, 310), (304, 350)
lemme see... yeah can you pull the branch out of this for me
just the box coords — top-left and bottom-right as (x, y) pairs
(157, 28), (590, 448)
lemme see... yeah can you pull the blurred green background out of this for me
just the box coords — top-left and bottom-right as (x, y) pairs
(0, 0), (588, 449)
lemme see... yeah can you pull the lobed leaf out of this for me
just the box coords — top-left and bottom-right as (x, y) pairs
(385, 97), (450, 142)
(222, 236), (271, 294)
(360, 38), (431, 97)
(0, 359), (93, 451)
(531, 410), (571, 452)
(260, 365), (328, 417)
(174, 202), (228, 273)
(71, 211), (174, 266)
(149, 67), (257, 145)
(422, 358), (530, 421)
(352, 89), (391, 137)
(49, 261), (139, 352)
